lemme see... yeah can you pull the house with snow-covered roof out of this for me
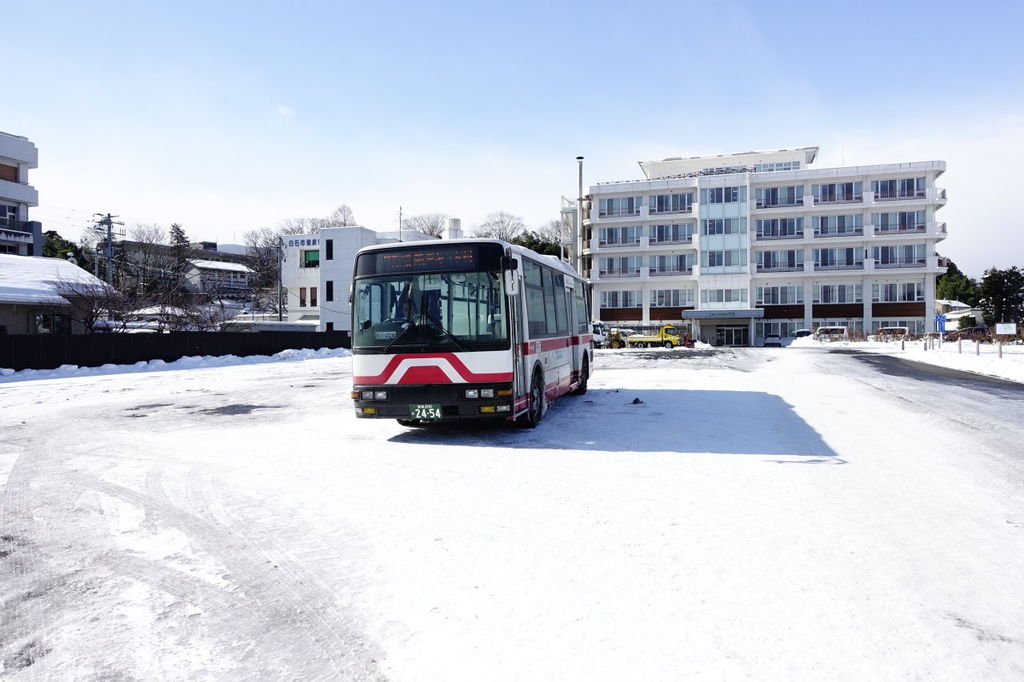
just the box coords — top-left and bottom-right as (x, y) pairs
(184, 258), (253, 300)
(0, 253), (111, 334)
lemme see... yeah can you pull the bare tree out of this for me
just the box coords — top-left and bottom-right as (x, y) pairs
(326, 204), (356, 227)
(279, 203), (357, 234)
(243, 227), (282, 313)
(129, 222), (166, 244)
(54, 273), (127, 333)
(473, 211), (525, 241)
(279, 217), (320, 235)
(404, 213), (448, 238)
(539, 218), (566, 245)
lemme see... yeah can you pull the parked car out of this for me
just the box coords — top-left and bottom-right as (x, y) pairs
(763, 334), (782, 347)
(870, 326), (910, 342)
(954, 326), (992, 342)
(793, 329), (813, 338)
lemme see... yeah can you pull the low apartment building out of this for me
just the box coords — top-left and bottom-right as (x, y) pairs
(0, 131), (42, 256)
(583, 147), (948, 345)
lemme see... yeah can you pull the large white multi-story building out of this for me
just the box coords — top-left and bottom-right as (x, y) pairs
(0, 131), (42, 256)
(582, 147), (948, 345)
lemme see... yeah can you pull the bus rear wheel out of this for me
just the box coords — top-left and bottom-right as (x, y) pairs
(571, 355), (589, 395)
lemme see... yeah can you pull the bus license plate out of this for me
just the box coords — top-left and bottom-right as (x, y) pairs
(409, 404), (442, 420)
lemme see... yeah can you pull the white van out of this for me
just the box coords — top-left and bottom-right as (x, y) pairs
(872, 326), (910, 341)
(813, 326), (848, 342)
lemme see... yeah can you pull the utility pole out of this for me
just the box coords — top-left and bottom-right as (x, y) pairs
(277, 236), (284, 321)
(575, 156), (584, 274)
(92, 213), (124, 285)
(399, 206), (403, 242)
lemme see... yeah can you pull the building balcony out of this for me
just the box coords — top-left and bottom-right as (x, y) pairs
(814, 228), (863, 239)
(0, 178), (39, 205)
(597, 240), (642, 249)
(756, 264), (804, 273)
(648, 207), (693, 217)
(874, 259), (927, 269)
(649, 268), (694, 277)
(597, 208), (642, 218)
(875, 189), (926, 202)
(756, 232), (804, 241)
(874, 224), (926, 235)
(813, 194), (862, 205)
(648, 236), (694, 247)
(598, 271), (642, 279)
(814, 263), (864, 271)
(755, 198), (804, 209)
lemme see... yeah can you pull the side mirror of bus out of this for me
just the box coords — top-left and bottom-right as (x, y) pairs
(504, 270), (519, 296)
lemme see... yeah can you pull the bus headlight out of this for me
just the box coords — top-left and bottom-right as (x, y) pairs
(465, 389), (479, 399)
(374, 391), (388, 400)
(361, 390), (375, 400)
(480, 388), (495, 398)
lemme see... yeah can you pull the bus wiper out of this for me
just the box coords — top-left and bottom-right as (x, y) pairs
(383, 321), (417, 353)
(427, 318), (469, 352)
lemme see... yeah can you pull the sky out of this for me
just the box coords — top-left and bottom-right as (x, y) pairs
(5, 0), (1024, 278)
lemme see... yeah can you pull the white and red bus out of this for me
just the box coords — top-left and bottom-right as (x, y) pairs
(350, 239), (593, 427)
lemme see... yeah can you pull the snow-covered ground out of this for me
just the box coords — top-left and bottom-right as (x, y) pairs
(2, 346), (1024, 680)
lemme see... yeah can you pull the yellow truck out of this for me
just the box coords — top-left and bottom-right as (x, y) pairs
(625, 324), (691, 349)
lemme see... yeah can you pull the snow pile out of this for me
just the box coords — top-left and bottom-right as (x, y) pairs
(0, 347), (351, 383)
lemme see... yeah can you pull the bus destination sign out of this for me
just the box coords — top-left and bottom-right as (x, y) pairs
(378, 246), (476, 274)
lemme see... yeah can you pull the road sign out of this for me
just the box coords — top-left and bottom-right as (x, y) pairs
(934, 314), (946, 333)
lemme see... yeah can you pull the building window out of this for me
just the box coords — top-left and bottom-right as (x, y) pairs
(600, 290), (642, 308)
(299, 287), (307, 307)
(651, 288), (694, 307)
(326, 322), (334, 331)
(649, 193), (694, 214)
(872, 177), (925, 200)
(812, 214), (863, 236)
(598, 256), (642, 277)
(814, 283), (863, 303)
(701, 218), (746, 235)
(812, 182), (862, 203)
(814, 247), (863, 269)
(756, 249), (804, 272)
(755, 286), (803, 305)
(872, 281), (924, 303)
(598, 196), (641, 217)
(872, 244), (926, 267)
(702, 249), (747, 269)
(301, 250), (320, 268)
(310, 286), (318, 307)
(0, 204), (16, 229)
(325, 239), (334, 260)
(873, 211), (926, 232)
(700, 288), (748, 304)
(700, 186), (745, 204)
(0, 164), (17, 182)
(755, 185), (803, 208)
(33, 313), (71, 335)
(756, 217), (803, 239)
(649, 223), (695, 244)
(598, 225), (642, 246)
(649, 254), (694, 275)
(326, 280), (334, 302)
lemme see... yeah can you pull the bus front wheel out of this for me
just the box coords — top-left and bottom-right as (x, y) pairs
(521, 370), (545, 428)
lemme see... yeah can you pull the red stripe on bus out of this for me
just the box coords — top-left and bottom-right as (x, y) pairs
(354, 353), (514, 385)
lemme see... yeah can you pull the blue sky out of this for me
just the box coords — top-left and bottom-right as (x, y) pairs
(6, 0), (1024, 277)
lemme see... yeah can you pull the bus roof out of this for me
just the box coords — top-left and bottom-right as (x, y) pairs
(355, 238), (583, 279)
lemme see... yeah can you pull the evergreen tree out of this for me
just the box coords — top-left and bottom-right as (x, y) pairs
(168, 223), (192, 291)
(978, 266), (1024, 325)
(42, 230), (84, 262)
(936, 256), (980, 306)
(511, 230), (562, 257)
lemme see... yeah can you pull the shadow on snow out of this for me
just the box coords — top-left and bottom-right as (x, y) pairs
(388, 388), (838, 459)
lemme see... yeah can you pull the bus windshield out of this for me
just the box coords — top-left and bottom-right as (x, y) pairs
(353, 270), (509, 351)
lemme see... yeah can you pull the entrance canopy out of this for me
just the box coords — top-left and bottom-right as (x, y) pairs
(682, 309), (764, 320)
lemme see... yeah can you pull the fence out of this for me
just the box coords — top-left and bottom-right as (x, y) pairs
(0, 331), (351, 372)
